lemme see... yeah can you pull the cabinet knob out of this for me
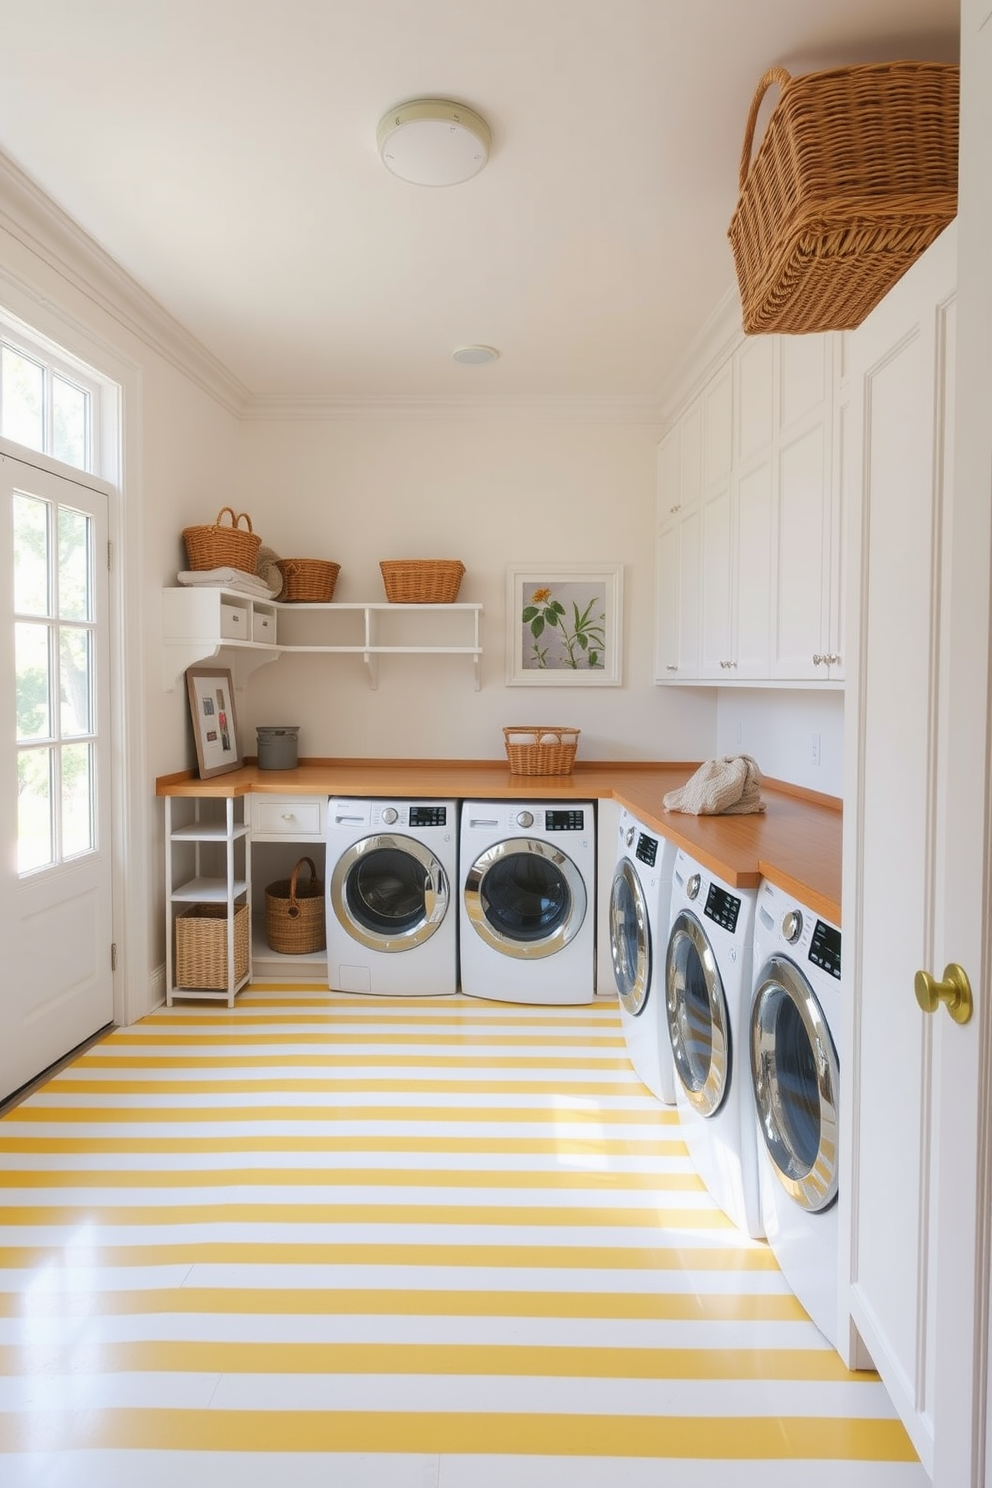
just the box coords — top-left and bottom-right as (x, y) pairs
(915, 963), (973, 1025)
(281, 813), (295, 821)
(670, 503), (681, 514)
(828, 653), (841, 665)
(666, 664), (678, 672)
(813, 653), (825, 666)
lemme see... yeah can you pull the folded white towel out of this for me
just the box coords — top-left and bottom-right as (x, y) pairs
(663, 755), (767, 815)
(177, 567), (279, 598)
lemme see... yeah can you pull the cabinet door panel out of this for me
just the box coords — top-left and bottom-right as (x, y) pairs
(780, 335), (830, 431)
(771, 420), (829, 679)
(675, 508), (702, 678)
(737, 337), (775, 464)
(654, 523), (680, 681)
(703, 366), (733, 489)
(699, 483), (733, 677)
(734, 459), (773, 678)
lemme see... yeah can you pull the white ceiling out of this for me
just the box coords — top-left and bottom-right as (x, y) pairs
(0, 0), (960, 406)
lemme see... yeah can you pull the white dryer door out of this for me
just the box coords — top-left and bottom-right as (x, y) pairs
(750, 954), (840, 1213)
(330, 834), (448, 953)
(609, 860), (650, 1014)
(463, 837), (587, 961)
(665, 910), (729, 1116)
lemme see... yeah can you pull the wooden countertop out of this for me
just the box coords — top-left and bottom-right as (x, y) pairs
(156, 759), (842, 924)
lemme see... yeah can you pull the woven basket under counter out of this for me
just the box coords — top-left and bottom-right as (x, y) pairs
(379, 559), (465, 604)
(503, 726), (580, 776)
(264, 857), (326, 955)
(727, 61), (959, 335)
(175, 901), (250, 989)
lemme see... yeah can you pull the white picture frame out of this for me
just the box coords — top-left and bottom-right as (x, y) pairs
(506, 562), (623, 686)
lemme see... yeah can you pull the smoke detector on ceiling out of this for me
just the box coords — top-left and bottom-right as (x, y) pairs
(452, 345), (499, 366)
(377, 99), (491, 186)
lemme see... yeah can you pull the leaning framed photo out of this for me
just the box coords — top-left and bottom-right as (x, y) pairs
(185, 666), (243, 778)
(506, 562), (623, 685)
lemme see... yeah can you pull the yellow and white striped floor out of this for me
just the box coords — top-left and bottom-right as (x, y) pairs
(0, 986), (924, 1488)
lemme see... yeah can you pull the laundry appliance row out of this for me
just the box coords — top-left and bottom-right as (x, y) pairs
(324, 796), (596, 1005)
(607, 808), (843, 1349)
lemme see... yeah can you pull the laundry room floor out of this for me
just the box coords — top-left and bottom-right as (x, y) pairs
(0, 987), (925, 1488)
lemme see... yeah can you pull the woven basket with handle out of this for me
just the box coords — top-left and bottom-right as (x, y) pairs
(727, 61), (959, 335)
(380, 559), (465, 604)
(265, 856), (326, 955)
(275, 558), (340, 602)
(182, 507), (262, 572)
(503, 726), (580, 776)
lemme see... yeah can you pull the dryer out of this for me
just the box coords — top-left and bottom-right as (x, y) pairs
(459, 800), (595, 1005)
(609, 807), (678, 1103)
(325, 797), (458, 996)
(665, 848), (762, 1237)
(749, 878), (842, 1348)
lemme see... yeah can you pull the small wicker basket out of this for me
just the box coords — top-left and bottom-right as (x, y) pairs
(728, 61), (959, 334)
(182, 507), (261, 572)
(175, 902), (250, 989)
(380, 559), (465, 604)
(504, 726), (580, 776)
(275, 558), (340, 603)
(265, 857), (326, 955)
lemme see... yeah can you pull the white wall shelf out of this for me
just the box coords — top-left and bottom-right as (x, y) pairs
(163, 588), (483, 689)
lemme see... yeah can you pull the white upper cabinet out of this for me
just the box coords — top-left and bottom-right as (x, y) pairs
(655, 326), (843, 687)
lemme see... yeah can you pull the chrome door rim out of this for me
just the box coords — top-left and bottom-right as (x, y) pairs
(665, 910), (728, 1116)
(329, 833), (448, 952)
(749, 954), (840, 1213)
(610, 859), (650, 1015)
(463, 836), (586, 960)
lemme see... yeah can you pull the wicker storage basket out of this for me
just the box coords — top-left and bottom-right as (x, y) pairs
(380, 559), (465, 604)
(275, 558), (340, 603)
(182, 507), (261, 572)
(175, 902), (249, 989)
(265, 857), (326, 955)
(727, 61), (959, 335)
(504, 726), (580, 776)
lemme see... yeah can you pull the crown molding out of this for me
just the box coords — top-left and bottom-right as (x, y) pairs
(241, 392), (665, 424)
(0, 148), (250, 416)
(656, 282), (744, 427)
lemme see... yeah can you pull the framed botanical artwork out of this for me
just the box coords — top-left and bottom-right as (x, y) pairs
(506, 563), (623, 686)
(185, 666), (243, 778)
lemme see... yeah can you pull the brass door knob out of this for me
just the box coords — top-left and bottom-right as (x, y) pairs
(914, 963), (973, 1025)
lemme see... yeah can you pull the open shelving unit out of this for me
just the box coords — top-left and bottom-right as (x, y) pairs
(164, 794), (252, 1007)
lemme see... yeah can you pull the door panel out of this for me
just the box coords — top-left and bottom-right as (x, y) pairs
(0, 452), (113, 1101)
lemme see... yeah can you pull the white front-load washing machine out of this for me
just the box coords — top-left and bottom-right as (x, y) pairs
(459, 800), (595, 1005)
(325, 797), (458, 996)
(665, 847), (762, 1237)
(609, 807), (678, 1103)
(749, 878), (842, 1348)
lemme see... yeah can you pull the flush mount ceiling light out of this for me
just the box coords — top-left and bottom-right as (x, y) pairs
(377, 99), (491, 186)
(452, 345), (499, 366)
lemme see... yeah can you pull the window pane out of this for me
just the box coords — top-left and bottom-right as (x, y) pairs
(52, 375), (88, 469)
(16, 622), (51, 741)
(13, 493), (50, 616)
(59, 627), (92, 737)
(61, 741), (93, 857)
(1, 345), (44, 453)
(58, 507), (90, 621)
(18, 746), (53, 872)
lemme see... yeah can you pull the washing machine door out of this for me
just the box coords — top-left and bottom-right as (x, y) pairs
(610, 860), (650, 1014)
(665, 910), (728, 1116)
(330, 834), (449, 953)
(750, 954), (839, 1213)
(463, 837), (587, 960)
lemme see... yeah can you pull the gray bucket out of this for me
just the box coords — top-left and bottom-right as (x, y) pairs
(256, 726), (300, 771)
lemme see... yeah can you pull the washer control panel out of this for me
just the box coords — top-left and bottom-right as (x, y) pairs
(545, 809), (586, 831)
(704, 882), (741, 934)
(409, 805), (448, 828)
(636, 832), (658, 867)
(809, 918), (842, 979)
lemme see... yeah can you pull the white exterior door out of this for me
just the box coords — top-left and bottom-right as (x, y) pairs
(843, 7), (992, 1479)
(0, 449), (114, 1101)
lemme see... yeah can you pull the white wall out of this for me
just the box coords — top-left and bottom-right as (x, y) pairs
(715, 687), (844, 797)
(235, 414), (718, 763)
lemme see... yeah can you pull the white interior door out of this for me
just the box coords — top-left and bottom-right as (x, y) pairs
(0, 449), (114, 1102)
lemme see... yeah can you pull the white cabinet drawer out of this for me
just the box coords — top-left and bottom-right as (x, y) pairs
(251, 794), (325, 840)
(219, 601), (250, 640)
(252, 608), (277, 643)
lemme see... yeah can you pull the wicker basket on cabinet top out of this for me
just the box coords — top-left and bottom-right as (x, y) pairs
(727, 61), (959, 335)
(379, 559), (465, 604)
(182, 507), (261, 572)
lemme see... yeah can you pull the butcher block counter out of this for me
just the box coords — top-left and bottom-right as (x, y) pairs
(156, 759), (842, 924)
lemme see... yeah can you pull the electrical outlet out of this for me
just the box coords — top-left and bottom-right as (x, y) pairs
(811, 732), (821, 767)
